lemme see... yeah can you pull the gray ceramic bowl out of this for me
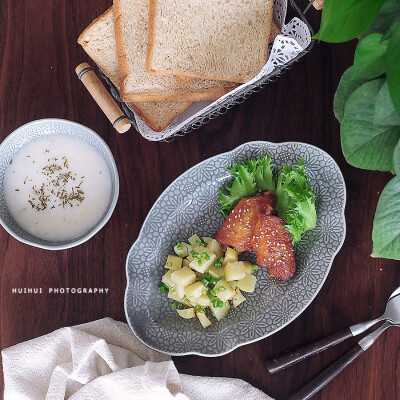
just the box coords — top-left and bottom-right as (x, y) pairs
(0, 119), (119, 250)
(125, 141), (346, 356)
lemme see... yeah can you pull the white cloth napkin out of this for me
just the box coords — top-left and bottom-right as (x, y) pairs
(2, 318), (273, 400)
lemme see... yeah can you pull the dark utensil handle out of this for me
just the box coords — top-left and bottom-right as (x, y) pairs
(287, 344), (364, 400)
(266, 328), (353, 373)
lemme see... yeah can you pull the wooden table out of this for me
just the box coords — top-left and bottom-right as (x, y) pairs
(1, 2), (399, 399)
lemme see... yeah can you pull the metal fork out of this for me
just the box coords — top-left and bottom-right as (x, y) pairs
(287, 320), (398, 400)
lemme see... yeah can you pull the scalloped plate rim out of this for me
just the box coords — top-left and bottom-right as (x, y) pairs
(124, 140), (347, 357)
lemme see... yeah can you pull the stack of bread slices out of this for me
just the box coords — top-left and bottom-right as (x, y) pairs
(78, 0), (278, 132)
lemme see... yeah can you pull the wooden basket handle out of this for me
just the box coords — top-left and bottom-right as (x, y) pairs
(75, 62), (131, 134)
(310, 0), (323, 10)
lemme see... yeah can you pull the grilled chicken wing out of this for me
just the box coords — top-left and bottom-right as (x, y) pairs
(215, 191), (296, 281)
(250, 214), (296, 281)
(215, 192), (275, 252)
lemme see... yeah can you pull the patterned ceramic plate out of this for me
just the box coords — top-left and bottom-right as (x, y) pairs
(125, 141), (346, 356)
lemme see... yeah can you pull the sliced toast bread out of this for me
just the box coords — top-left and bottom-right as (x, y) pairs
(175, 17), (280, 85)
(147, 0), (274, 83)
(113, 0), (236, 102)
(78, 8), (192, 132)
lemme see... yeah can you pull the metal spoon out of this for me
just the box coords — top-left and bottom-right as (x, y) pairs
(266, 286), (400, 374)
(287, 320), (399, 400)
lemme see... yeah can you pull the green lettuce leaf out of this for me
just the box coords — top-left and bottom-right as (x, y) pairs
(218, 154), (274, 217)
(218, 155), (317, 244)
(275, 159), (317, 243)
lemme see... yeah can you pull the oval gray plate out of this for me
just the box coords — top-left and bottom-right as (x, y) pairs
(125, 141), (346, 356)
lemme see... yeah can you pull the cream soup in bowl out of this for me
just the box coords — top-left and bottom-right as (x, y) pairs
(4, 134), (112, 241)
(0, 119), (119, 250)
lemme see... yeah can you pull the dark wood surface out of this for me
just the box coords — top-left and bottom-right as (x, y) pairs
(1, 1), (399, 399)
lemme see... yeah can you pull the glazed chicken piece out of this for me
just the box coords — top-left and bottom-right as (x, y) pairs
(250, 214), (296, 281)
(215, 192), (276, 252)
(215, 190), (296, 281)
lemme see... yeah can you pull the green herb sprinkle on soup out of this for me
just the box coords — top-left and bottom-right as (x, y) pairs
(3, 134), (112, 241)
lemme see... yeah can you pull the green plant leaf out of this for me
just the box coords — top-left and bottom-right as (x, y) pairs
(374, 81), (400, 126)
(386, 25), (400, 115)
(314, 0), (386, 43)
(364, 0), (400, 36)
(334, 66), (366, 123)
(341, 79), (400, 171)
(372, 176), (400, 260)
(394, 139), (400, 178)
(352, 33), (388, 81)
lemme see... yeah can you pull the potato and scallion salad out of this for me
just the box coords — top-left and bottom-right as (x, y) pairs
(158, 234), (259, 328)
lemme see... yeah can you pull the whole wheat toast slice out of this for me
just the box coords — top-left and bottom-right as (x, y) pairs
(147, 0), (274, 84)
(175, 18), (280, 86)
(113, 0), (236, 102)
(78, 8), (192, 132)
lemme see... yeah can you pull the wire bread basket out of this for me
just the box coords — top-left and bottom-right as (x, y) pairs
(99, 0), (315, 142)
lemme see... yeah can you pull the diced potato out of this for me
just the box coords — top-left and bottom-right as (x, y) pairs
(176, 308), (195, 319)
(162, 270), (175, 288)
(193, 245), (211, 255)
(237, 274), (257, 292)
(196, 311), (212, 328)
(189, 250), (216, 273)
(188, 234), (202, 246)
(223, 247), (238, 265)
(229, 280), (238, 289)
(193, 294), (212, 308)
(232, 289), (246, 308)
(164, 255), (182, 271)
(182, 259), (190, 267)
(225, 261), (246, 281)
(174, 285), (186, 299)
(185, 281), (207, 300)
(207, 239), (224, 258)
(243, 261), (255, 274)
(210, 301), (230, 321)
(202, 236), (213, 244)
(186, 245), (195, 261)
(168, 288), (191, 306)
(174, 242), (190, 258)
(208, 265), (225, 279)
(214, 279), (236, 302)
(171, 266), (196, 287)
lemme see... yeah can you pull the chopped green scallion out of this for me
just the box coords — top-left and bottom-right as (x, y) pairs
(201, 277), (209, 286)
(214, 257), (224, 267)
(158, 283), (169, 294)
